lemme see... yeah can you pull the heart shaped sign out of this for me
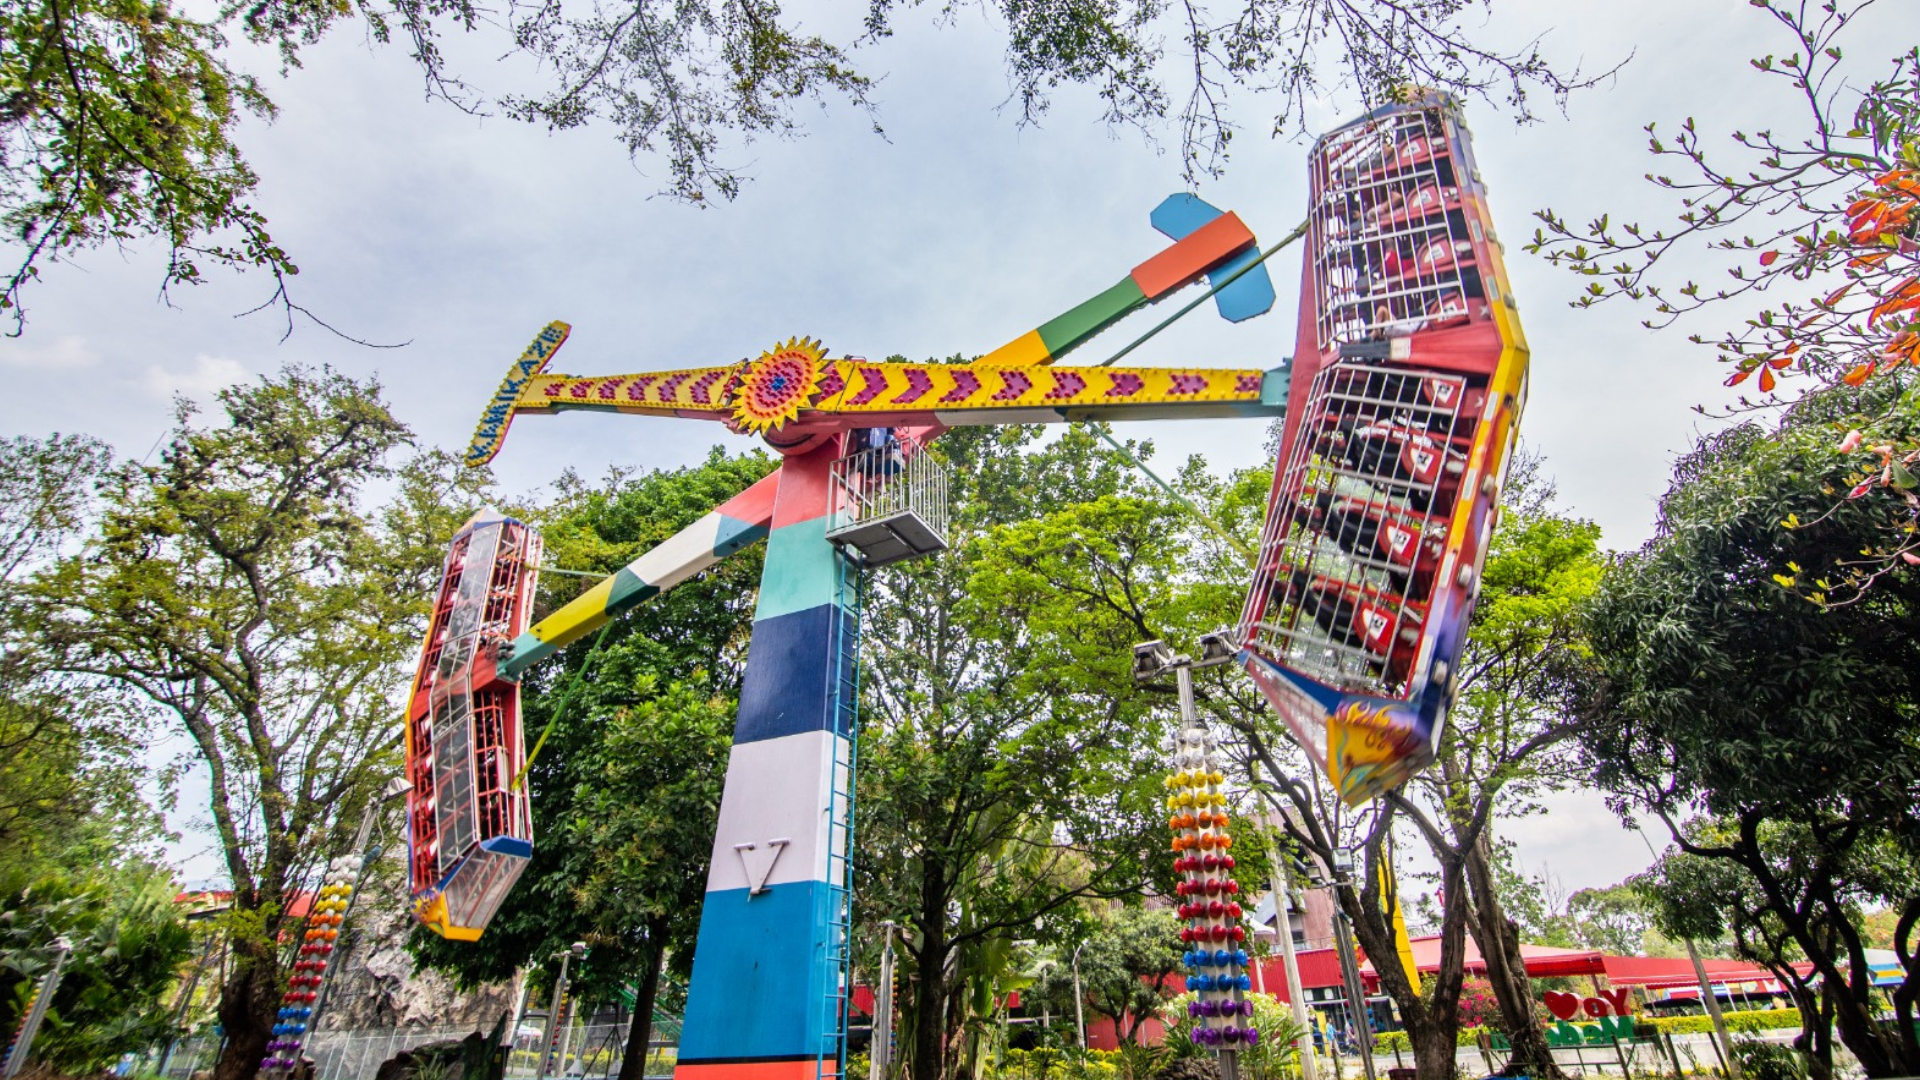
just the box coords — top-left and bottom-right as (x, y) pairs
(1544, 990), (1580, 1022)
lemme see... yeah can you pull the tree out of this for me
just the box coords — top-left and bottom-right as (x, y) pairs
(24, 367), (485, 1080)
(1581, 375), (1920, 1077)
(3, 0), (1606, 330)
(1396, 468), (1601, 1080)
(947, 441), (1468, 1080)
(948, 431), (1488, 1080)
(409, 450), (771, 1080)
(1028, 906), (1185, 1046)
(1635, 821), (1857, 1080)
(1565, 882), (1656, 958)
(1243, 739), (1470, 1080)
(0, 860), (195, 1075)
(1224, 458), (1602, 1080)
(1529, 1), (1920, 595)
(854, 423), (1198, 1080)
(0, 0), (282, 332)
(1482, 846), (1578, 952)
(0, 434), (152, 866)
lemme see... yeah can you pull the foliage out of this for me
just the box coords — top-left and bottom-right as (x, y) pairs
(1028, 907), (1185, 1046)
(0, 0), (1612, 328)
(1157, 991), (1304, 1080)
(0, 862), (194, 1074)
(1565, 882), (1658, 958)
(24, 365), (485, 1080)
(0, 434), (155, 868)
(1860, 907), (1901, 950)
(1148, 1060), (1219, 1080)
(1529, 2), (1920, 590)
(1372, 1026), (1492, 1052)
(0, 0), (283, 333)
(980, 1047), (1162, 1080)
(1637, 1010), (1806, 1037)
(409, 449), (769, 1080)
(1732, 1036), (1812, 1080)
(1581, 377), (1920, 1077)
(1455, 976), (1500, 1029)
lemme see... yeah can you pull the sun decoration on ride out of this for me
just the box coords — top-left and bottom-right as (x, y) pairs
(730, 337), (829, 433)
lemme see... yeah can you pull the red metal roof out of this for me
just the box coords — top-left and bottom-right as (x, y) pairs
(1357, 934), (1607, 985)
(1601, 955), (1809, 990)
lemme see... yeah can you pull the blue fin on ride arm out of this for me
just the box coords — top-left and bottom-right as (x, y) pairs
(1150, 194), (1277, 323)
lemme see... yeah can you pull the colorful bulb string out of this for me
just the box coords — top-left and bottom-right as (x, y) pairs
(260, 854), (363, 1074)
(1167, 725), (1259, 1049)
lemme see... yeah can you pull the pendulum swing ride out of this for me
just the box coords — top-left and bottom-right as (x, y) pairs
(393, 88), (1526, 1080)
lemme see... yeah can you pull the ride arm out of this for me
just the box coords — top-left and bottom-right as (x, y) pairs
(497, 469), (781, 679)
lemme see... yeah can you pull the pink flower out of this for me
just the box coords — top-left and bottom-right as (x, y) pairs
(1838, 429), (1865, 453)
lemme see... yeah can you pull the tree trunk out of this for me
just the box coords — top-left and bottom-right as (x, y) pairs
(1829, 989), (1916, 1078)
(909, 865), (948, 1080)
(618, 934), (666, 1080)
(1461, 835), (1567, 1080)
(1410, 1023), (1459, 1080)
(1790, 975), (1835, 1080)
(212, 935), (280, 1080)
(1337, 829), (1468, 1080)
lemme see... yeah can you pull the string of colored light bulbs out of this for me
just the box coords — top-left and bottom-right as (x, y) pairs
(261, 854), (363, 1074)
(1167, 725), (1257, 1049)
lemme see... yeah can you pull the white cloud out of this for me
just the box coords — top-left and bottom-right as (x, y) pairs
(143, 354), (250, 403)
(0, 334), (99, 369)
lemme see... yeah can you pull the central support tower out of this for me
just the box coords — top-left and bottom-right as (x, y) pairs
(676, 439), (862, 1080)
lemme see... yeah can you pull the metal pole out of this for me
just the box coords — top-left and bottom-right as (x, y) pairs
(3, 937), (72, 1079)
(555, 986), (581, 1078)
(871, 924), (895, 1080)
(1686, 940), (1740, 1079)
(1174, 666), (1239, 1080)
(1071, 943), (1087, 1052)
(1260, 823), (1319, 1080)
(1330, 908), (1377, 1080)
(537, 954), (572, 1080)
(510, 969), (533, 1054)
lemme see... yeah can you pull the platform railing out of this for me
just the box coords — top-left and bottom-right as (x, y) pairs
(826, 431), (950, 567)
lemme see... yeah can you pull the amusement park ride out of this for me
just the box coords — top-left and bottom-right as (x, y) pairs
(396, 92), (1528, 1080)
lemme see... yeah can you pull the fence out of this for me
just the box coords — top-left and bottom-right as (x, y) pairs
(1360, 1029), (1794, 1078)
(154, 1024), (1786, 1080)
(156, 1024), (677, 1080)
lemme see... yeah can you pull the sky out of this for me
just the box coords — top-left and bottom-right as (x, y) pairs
(2, 1), (1900, 894)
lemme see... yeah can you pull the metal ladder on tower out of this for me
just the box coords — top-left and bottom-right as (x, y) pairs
(816, 551), (866, 1080)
